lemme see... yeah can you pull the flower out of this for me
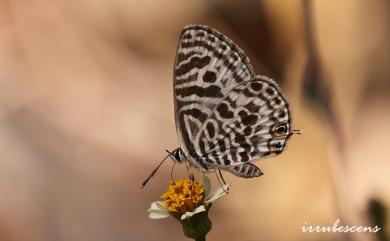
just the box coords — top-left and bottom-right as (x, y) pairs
(161, 178), (205, 218)
(147, 174), (231, 240)
(148, 175), (230, 220)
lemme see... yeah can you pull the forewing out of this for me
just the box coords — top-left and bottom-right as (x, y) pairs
(173, 25), (255, 160)
(196, 76), (292, 167)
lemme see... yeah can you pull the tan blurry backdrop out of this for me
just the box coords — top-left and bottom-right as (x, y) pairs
(1, 0), (389, 241)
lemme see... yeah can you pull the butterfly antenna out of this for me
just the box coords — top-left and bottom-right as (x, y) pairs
(140, 151), (172, 189)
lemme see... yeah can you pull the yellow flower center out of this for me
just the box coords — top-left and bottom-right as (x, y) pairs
(160, 179), (205, 215)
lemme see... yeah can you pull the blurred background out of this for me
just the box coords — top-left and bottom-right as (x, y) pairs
(1, 0), (389, 240)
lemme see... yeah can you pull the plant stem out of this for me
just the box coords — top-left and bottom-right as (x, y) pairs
(195, 237), (206, 241)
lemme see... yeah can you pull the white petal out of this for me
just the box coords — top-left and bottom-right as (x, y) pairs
(148, 212), (170, 219)
(205, 184), (231, 204)
(148, 211), (170, 219)
(151, 201), (169, 212)
(147, 201), (170, 219)
(202, 174), (211, 198)
(180, 205), (206, 220)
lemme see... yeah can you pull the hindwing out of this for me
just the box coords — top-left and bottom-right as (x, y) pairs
(196, 76), (292, 168)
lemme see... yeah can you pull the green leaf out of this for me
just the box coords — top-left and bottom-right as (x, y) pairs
(180, 210), (212, 241)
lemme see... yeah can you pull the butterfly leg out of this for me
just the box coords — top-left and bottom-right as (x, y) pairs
(218, 168), (227, 185)
(170, 162), (177, 182)
(214, 169), (230, 193)
(185, 162), (195, 181)
(226, 163), (263, 178)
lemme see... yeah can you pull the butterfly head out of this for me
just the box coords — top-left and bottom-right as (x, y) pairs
(141, 148), (187, 188)
(171, 148), (185, 163)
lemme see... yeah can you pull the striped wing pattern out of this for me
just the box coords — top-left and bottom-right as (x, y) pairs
(197, 76), (292, 177)
(173, 25), (292, 178)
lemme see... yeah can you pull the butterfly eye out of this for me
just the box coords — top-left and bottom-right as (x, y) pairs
(173, 150), (181, 161)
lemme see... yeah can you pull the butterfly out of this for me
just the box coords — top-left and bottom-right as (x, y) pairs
(142, 25), (300, 187)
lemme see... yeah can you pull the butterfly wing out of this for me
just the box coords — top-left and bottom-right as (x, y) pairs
(197, 75), (293, 171)
(225, 163), (263, 178)
(173, 25), (255, 164)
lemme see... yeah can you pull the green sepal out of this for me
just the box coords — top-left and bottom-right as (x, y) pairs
(180, 209), (212, 241)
